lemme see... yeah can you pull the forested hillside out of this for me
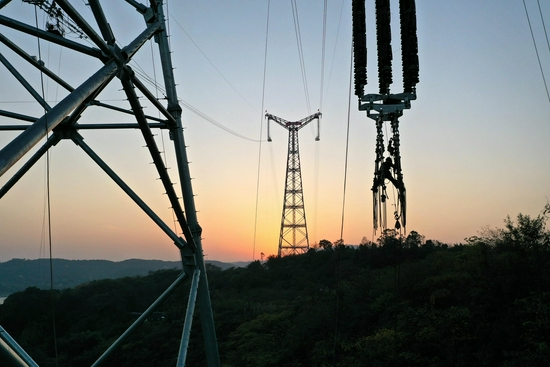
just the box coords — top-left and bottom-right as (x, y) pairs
(0, 259), (243, 296)
(0, 259), (180, 296)
(1, 210), (550, 366)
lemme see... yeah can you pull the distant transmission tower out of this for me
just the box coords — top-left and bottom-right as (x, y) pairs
(266, 112), (321, 256)
(352, 0), (419, 233)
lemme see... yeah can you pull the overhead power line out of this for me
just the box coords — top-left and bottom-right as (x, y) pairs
(291, 0), (311, 114)
(180, 100), (262, 142)
(523, 0), (550, 104)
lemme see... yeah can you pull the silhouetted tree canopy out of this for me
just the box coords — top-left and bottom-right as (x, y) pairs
(1, 208), (550, 366)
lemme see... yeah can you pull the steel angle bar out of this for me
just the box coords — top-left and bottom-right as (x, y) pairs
(88, 100), (168, 123)
(153, 7), (179, 115)
(75, 122), (167, 129)
(124, 0), (148, 14)
(0, 32), (74, 92)
(0, 0), (12, 11)
(0, 60), (119, 177)
(0, 339), (29, 367)
(56, 9), (160, 124)
(91, 271), (190, 367)
(131, 76), (178, 127)
(61, 74), (116, 128)
(87, 0), (115, 45)
(71, 132), (186, 249)
(0, 325), (39, 367)
(0, 15), (102, 58)
(0, 134), (60, 200)
(176, 268), (201, 367)
(121, 77), (196, 252)
(0, 110), (36, 123)
(0, 125), (32, 131)
(120, 19), (162, 61)
(0, 52), (50, 111)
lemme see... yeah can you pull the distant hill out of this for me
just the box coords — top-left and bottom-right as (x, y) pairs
(0, 258), (247, 296)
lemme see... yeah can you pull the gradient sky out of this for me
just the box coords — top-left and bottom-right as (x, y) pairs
(1, 0), (549, 263)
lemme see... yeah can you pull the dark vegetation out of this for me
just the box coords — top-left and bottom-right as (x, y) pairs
(1, 209), (550, 366)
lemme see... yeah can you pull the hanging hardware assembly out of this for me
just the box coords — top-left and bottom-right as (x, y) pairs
(352, 0), (419, 232)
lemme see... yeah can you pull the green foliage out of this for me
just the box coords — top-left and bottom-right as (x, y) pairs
(1, 210), (550, 366)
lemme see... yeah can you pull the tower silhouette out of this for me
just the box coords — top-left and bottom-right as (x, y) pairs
(266, 112), (321, 256)
(0, 1), (219, 365)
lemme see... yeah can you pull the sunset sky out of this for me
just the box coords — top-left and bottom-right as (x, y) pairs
(1, 0), (549, 263)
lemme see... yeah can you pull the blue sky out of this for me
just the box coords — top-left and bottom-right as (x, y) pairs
(1, 0), (549, 262)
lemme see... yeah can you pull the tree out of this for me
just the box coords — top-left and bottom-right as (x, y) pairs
(405, 230), (424, 249)
(360, 236), (373, 246)
(472, 206), (550, 252)
(501, 212), (550, 251)
(319, 239), (333, 251)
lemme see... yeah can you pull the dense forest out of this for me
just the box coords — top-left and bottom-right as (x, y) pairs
(1, 209), (550, 366)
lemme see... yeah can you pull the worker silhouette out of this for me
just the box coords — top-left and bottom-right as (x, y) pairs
(380, 156), (403, 190)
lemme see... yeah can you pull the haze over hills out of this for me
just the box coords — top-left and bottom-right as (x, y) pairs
(0, 258), (248, 296)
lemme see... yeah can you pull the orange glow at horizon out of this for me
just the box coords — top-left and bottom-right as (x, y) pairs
(2, 1), (550, 264)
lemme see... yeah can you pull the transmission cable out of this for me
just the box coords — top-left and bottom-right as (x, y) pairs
(323, 0), (346, 109)
(319, 0), (327, 111)
(103, 48), (261, 142)
(79, 3), (268, 144)
(180, 100), (262, 142)
(340, 43), (353, 243)
(311, 0), (328, 243)
(331, 40), (355, 367)
(34, 5), (59, 366)
(523, 0), (550, 104)
(537, 0), (550, 52)
(253, 0), (271, 260)
(291, 0), (311, 114)
(167, 11), (258, 113)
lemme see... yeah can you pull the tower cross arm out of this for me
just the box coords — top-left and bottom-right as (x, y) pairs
(295, 111), (322, 130)
(265, 111), (321, 130)
(265, 112), (291, 130)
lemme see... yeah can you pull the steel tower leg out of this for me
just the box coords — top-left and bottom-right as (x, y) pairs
(152, 2), (221, 365)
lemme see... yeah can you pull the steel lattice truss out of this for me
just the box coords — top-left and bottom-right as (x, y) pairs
(266, 112), (321, 257)
(0, 1), (220, 366)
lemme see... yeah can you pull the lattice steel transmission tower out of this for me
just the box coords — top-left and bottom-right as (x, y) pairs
(266, 112), (321, 257)
(0, 1), (220, 366)
(352, 0), (419, 232)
